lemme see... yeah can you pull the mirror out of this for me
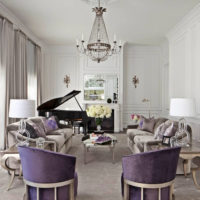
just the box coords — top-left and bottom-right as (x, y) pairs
(84, 74), (118, 102)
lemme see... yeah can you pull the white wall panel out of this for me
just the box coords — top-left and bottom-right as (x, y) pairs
(167, 4), (200, 135)
(123, 45), (162, 128)
(43, 46), (80, 110)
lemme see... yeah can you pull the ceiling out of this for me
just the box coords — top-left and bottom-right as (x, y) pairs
(0, 0), (199, 45)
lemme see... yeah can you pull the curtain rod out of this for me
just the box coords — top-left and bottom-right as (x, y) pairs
(0, 15), (41, 49)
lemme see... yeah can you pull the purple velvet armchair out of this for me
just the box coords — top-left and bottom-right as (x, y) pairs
(121, 147), (181, 200)
(18, 146), (78, 200)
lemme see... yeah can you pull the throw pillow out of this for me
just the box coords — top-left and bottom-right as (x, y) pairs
(27, 120), (46, 138)
(23, 122), (38, 139)
(140, 117), (156, 133)
(164, 122), (177, 137)
(42, 116), (58, 132)
(154, 120), (172, 140)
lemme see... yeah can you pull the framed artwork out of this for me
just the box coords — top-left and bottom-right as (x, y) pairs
(162, 136), (171, 146)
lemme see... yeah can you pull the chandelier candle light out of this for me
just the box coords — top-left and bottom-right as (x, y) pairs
(76, 0), (121, 63)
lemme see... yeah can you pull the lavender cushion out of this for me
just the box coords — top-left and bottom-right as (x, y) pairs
(137, 116), (144, 130)
(43, 116), (58, 132)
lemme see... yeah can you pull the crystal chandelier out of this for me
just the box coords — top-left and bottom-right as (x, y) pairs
(76, 0), (121, 63)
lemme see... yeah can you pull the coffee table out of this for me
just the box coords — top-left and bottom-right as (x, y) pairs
(82, 134), (117, 164)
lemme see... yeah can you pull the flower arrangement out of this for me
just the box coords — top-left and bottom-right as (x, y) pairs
(131, 114), (140, 123)
(86, 105), (112, 130)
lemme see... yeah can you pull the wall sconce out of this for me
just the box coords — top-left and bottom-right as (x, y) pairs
(64, 75), (70, 88)
(132, 75), (139, 88)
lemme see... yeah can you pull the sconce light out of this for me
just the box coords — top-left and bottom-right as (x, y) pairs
(64, 75), (70, 88)
(132, 75), (139, 88)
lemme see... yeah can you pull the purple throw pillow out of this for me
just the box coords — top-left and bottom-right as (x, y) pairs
(43, 116), (58, 132)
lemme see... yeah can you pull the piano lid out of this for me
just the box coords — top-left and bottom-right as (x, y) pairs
(37, 90), (81, 110)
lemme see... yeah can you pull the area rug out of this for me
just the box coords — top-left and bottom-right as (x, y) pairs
(0, 134), (200, 200)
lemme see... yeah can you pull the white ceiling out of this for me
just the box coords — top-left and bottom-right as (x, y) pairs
(0, 0), (199, 45)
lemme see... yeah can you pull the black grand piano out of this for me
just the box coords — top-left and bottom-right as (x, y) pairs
(37, 90), (114, 133)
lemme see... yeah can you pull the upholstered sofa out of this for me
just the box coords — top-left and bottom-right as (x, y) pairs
(126, 117), (192, 174)
(7, 116), (73, 153)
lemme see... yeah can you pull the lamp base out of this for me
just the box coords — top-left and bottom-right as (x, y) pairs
(16, 119), (30, 146)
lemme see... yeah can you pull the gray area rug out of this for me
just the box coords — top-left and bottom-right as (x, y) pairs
(0, 134), (200, 200)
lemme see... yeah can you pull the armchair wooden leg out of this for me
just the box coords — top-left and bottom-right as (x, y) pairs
(70, 181), (74, 200)
(124, 181), (129, 200)
(170, 183), (174, 200)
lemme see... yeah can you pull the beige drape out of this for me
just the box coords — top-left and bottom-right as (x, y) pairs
(35, 45), (42, 106)
(0, 19), (42, 149)
(14, 30), (27, 99)
(0, 19), (15, 149)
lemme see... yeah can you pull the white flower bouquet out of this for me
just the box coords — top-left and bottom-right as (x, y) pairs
(86, 105), (112, 129)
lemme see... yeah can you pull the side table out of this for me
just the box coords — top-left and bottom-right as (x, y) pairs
(179, 142), (200, 190)
(0, 144), (22, 191)
(0, 141), (56, 191)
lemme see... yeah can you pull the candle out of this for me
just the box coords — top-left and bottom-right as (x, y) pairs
(76, 39), (79, 46)
(119, 40), (122, 46)
(81, 33), (84, 41)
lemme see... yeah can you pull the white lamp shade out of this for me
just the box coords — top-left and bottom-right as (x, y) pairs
(170, 98), (196, 117)
(9, 99), (35, 118)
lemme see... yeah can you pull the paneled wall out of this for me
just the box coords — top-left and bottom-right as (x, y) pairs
(167, 3), (200, 139)
(43, 46), (80, 110)
(123, 45), (163, 128)
(43, 44), (166, 130)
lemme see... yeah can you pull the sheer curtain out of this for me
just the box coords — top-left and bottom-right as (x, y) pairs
(35, 45), (42, 106)
(0, 19), (15, 149)
(27, 41), (37, 102)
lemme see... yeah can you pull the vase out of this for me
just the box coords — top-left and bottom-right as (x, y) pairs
(97, 124), (101, 131)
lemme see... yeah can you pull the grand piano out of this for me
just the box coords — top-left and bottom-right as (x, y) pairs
(37, 90), (114, 133)
(37, 90), (88, 132)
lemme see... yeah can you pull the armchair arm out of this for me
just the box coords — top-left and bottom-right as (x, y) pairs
(144, 140), (162, 152)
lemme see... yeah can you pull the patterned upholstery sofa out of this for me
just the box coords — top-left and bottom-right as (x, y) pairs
(7, 116), (73, 153)
(126, 117), (192, 174)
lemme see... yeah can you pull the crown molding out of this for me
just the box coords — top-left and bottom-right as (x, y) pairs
(166, 3), (200, 40)
(0, 2), (46, 48)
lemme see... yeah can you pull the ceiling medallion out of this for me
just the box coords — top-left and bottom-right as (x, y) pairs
(81, 0), (119, 6)
(76, 0), (121, 63)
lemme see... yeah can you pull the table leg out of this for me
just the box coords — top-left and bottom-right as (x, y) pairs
(7, 171), (15, 191)
(111, 146), (115, 164)
(192, 167), (200, 189)
(183, 159), (189, 177)
(84, 145), (87, 164)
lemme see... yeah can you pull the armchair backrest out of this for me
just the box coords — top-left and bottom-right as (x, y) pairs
(18, 146), (76, 200)
(122, 147), (181, 200)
